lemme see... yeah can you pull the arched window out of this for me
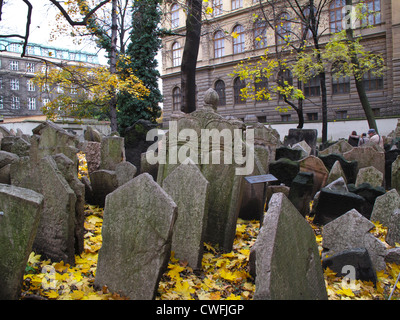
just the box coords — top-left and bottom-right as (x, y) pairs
(255, 76), (269, 101)
(331, 62), (350, 94)
(214, 30), (225, 58)
(277, 13), (291, 44)
(277, 69), (293, 100)
(233, 25), (245, 54)
(215, 80), (226, 106)
(172, 87), (181, 111)
(254, 20), (267, 49)
(172, 42), (181, 67)
(171, 4), (179, 29)
(234, 77), (246, 104)
(329, 0), (345, 33)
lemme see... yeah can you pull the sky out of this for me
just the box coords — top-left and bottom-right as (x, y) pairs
(0, 0), (108, 64)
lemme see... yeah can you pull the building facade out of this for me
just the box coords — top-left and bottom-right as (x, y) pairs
(160, 0), (400, 127)
(0, 39), (100, 119)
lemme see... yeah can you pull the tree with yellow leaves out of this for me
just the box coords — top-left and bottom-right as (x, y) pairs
(32, 61), (149, 121)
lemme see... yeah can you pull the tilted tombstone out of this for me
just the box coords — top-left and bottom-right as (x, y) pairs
(355, 166), (384, 188)
(343, 146), (385, 177)
(162, 161), (209, 270)
(370, 188), (400, 227)
(251, 193), (327, 300)
(284, 128), (318, 156)
(95, 173), (177, 300)
(318, 139), (353, 156)
(322, 209), (387, 271)
(0, 184), (43, 300)
(299, 155), (329, 197)
(100, 135), (125, 171)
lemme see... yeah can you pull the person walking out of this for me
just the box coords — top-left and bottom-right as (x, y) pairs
(367, 128), (384, 148)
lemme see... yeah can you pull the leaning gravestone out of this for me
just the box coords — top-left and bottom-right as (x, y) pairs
(0, 184), (44, 300)
(284, 128), (318, 156)
(391, 155), (400, 194)
(251, 193), (327, 300)
(370, 188), (400, 227)
(95, 173), (177, 300)
(343, 146), (385, 176)
(299, 155), (329, 197)
(318, 139), (353, 156)
(162, 161), (209, 270)
(288, 172), (314, 217)
(322, 209), (387, 271)
(355, 166), (383, 188)
(99, 135), (125, 171)
(318, 153), (358, 184)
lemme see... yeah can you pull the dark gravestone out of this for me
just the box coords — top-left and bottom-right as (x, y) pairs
(288, 172), (314, 217)
(385, 149), (400, 189)
(124, 120), (158, 173)
(284, 128), (317, 156)
(275, 146), (302, 161)
(268, 158), (299, 187)
(319, 153), (358, 184)
(347, 183), (385, 218)
(311, 188), (369, 225)
(322, 248), (377, 285)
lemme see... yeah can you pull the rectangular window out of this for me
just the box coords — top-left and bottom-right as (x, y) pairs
(11, 96), (20, 109)
(363, 70), (383, 91)
(26, 62), (35, 73)
(362, 0), (381, 26)
(10, 60), (19, 71)
(307, 113), (318, 121)
(231, 0), (242, 10)
(281, 114), (291, 122)
(304, 75), (320, 97)
(336, 110), (348, 120)
(213, 0), (223, 16)
(10, 79), (19, 90)
(332, 75), (350, 94)
(27, 80), (35, 91)
(28, 97), (36, 110)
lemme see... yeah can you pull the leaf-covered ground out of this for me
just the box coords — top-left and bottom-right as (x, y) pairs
(19, 153), (400, 300)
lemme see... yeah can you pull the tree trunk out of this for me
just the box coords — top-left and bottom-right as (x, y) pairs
(181, 0), (202, 113)
(345, 0), (377, 132)
(109, 0), (118, 132)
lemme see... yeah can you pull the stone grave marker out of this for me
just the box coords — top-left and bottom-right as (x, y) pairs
(370, 188), (400, 227)
(0, 184), (44, 300)
(355, 166), (383, 187)
(251, 193), (327, 299)
(162, 161), (209, 270)
(343, 146), (385, 176)
(299, 155), (329, 197)
(95, 173), (177, 300)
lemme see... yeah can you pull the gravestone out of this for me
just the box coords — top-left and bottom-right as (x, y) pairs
(322, 209), (387, 271)
(391, 155), (400, 193)
(386, 209), (400, 247)
(343, 146), (385, 176)
(89, 170), (118, 207)
(275, 146), (302, 161)
(268, 157), (299, 187)
(321, 248), (377, 285)
(292, 140), (311, 159)
(82, 141), (101, 174)
(370, 189), (400, 227)
(284, 128), (318, 156)
(251, 193), (327, 300)
(311, 188), (369, 225)
(95, 173), (177, 300)
(319, 153), (358, 184)
(299, 156), (329, 197)
(347, 183), (385, 216)
(326, 160), (347, 184)
(115, 161), (137, 186)
(33, 156), (77, 264)
(100, 136), (125, 171)
(0, 184), (44, 300)
(385, 149), (400, 189)
(355, 166), (383, 187)
(288, 172), (314, 217)
(162, 161), (209, 270)
(1, 136), (30, 157)
(318, 139), (353, 156)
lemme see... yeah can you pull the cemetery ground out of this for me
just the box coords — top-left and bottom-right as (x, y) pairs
(19, 153), (400, 301)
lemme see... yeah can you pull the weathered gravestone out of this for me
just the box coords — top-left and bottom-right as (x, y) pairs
(370, 188), (400, 227)
(99, 135), (125, 171)
(391, 155), (400, 194)
(322, 209), (387, 271)
(268, 157), (299, 187)
(326, 160), (347, 184)
(0, 184), (44, 300)
(284, 128), (318, 156)
(311, 187), (369, 225)
(275, 146), (302, 161)
(162, 161), (209, 270)
(95, 173), (177, 300)
(355, 166), (383, 187)
(156, 90), (246, 252)
(318, 139), (353, 156)
(385, 149), (400, 189)
(299, 155), (329, 197)
(343, 146), (385, 177)
(251, 193), (327, 300)
(288, 172), (314, 217)
(386, 209), (400, 247)
(321, 248), (377, 285)
(319, 153), (358, 184)
(33, 156), (77, 264)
